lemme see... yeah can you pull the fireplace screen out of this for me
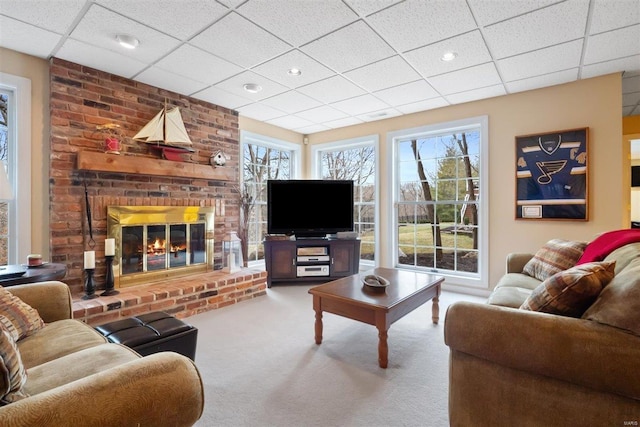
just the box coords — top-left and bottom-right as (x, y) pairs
(108, 206), (214, 288)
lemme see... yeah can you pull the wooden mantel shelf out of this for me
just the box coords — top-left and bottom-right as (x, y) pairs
(77, 151), (236, 181)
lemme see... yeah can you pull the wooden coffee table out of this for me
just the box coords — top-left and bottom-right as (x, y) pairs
(308, 267), (444, 368)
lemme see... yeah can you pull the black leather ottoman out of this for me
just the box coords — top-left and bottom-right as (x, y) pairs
(95, 311), (198, 361)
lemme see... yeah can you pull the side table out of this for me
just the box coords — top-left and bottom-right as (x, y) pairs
(0, 263), (68, 287)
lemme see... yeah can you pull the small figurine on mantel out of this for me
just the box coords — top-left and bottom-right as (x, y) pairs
(210, 150), (228, 167)
(96, 123), (123, 154)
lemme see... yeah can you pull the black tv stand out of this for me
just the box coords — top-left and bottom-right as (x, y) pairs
(263, 237), (361, 287)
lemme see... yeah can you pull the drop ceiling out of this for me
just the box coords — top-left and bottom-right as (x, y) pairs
(1, 0), (639, 135)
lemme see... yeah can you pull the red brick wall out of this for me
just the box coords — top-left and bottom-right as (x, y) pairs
(49, 58), (241, 296)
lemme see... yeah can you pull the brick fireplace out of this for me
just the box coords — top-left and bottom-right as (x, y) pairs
(49, 58), (266, 324)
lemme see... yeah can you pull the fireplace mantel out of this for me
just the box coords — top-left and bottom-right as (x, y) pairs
(77, 151), (235, 181)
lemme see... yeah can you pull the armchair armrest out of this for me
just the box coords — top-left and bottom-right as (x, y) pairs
(505, 252), (533, 273)
(7, 281), (72, 322)
(0, 352), (204, 427)
(444, 301), (640, 400)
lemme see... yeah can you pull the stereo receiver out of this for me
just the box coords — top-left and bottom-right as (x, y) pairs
(297, 265), (329, 277)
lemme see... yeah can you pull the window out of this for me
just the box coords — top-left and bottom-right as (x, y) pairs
(389, 117), (488, 287)
(240, 131), (300, 265)
(312, 136), (378, 266)
(0, 72), (32, 265)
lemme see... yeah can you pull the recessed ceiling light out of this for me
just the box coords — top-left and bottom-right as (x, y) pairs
(116, 34), (139, 49)
(243, 83), (262, 93)
(288, 68), (302, 76)
(441, 51), (458, 62)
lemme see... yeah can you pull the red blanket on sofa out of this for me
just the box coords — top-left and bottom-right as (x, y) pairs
(576, 229), (640, 264)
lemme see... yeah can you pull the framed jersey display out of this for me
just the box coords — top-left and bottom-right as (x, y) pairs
(515, 128), (588, 220)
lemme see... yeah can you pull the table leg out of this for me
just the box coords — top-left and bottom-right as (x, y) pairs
(378, 328), (388, 368)
(314, 302), (323, 345)
(432, 294), (440, 325)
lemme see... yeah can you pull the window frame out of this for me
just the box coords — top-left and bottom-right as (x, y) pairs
(0, 72), (31, 265)
(311, 134), (379, 269)
(387, 116), (488, 289)
(240, 130), (301, 268)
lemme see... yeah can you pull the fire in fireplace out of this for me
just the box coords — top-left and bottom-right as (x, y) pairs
(107, 206), (215, 288)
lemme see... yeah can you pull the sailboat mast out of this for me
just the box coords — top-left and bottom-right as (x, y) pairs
(163, 99), (167, 144)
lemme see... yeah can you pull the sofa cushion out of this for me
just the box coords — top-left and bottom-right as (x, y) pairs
(487, 273), (542, 308)
(582, 258), (640, 336)
(0, 323), (28, 405)
(17, 319), (107, 369)
(0, 286), (45, 341)
(522, 239), (587, 281)
(520, 261), (615, 317)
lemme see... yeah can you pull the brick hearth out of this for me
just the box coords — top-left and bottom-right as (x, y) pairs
(73, 269), (267, 326)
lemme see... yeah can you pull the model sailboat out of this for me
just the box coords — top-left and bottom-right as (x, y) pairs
(133, 103), (195, 161)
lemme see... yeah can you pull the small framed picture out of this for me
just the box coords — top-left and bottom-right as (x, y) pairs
(515, 127), (588, 221)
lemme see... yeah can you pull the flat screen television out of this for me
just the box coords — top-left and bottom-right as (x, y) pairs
(267, 179), (354, 238)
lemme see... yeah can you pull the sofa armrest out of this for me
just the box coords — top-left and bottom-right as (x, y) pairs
(444, 301), (640, 400)
(0, 352), (204, 427)
(505, 252), (533, 273)
(8, 281), (72, 322)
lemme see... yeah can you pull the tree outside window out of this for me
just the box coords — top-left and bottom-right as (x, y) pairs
(0, 92), (8, 265)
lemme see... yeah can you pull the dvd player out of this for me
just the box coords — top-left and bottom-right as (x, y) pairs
(297, 265), (329, 277)
(297, 255), (330, 262)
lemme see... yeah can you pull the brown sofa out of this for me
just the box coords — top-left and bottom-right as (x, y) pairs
(445, 242), (640, 426)
(0, 281), (204, 426)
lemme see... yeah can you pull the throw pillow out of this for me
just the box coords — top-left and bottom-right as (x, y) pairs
(0, 286), (45, 341)
(582, 258), (640, 336)
(0, 320), (29, 405)
(522, 239), (588, 281)
(520, 261), (615, 317)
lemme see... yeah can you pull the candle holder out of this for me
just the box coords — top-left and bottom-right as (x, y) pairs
(101, 255), (119, 296)
(82, 268), (97, 300)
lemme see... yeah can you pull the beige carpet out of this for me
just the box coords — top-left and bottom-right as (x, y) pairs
(188, 284), (485, 427)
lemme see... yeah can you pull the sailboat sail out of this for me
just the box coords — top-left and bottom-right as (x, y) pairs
(133, 107), (193, 147)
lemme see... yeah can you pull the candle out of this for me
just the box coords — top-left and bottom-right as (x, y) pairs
(105, 238), (115, 256)
(84, 250), (95, 269)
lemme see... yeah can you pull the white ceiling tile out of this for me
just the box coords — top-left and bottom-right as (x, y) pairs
(395, 97), (450, 114)
(445, 84), (507, 104)
(0, 0), (86, 33)
(237, 103), (287, 122)
(323, 116), (365, 129)
(356, 108), (402, 122)
(213, 71), (289, 101)
(95, 0), (228, 40)
(373, 80), (439, 106)
(295, 105), (348, 123)
(404, 31), (492, 78)
(584, 25), (640, 65)
(155, 44), (242, 85)
(260, 91), (323, 114)
(237, 0), (357, 46)
(297, 75), (367, 103)
(294, 124), (331, 134)
(266, 115), (314, 130)
(589, 0), (640, 34)
(344, 56), (420, 92)
(192, 86), (253, 110)
(367, 0), (476, 52)
(0, 16), (61, 58)
(56, 39), (148, 79)
(429, 63), (502, 95)
(69, 4), (181, 63)
(467, 0), (562, 26)
(217, 0), (244, 8)
(623, 91), (640, 107)
(483, 0), (589, 59)
(251, 50), (335, 88)
(330, 94), (390, 115)
(498, 40), (583, 82)
(623, 74), (640, 94)
(582, 55), (640, 79)
(344, 0), (403, 17)
(505, 69), (578, 94)
(136, 66), (208, 96)
(190, 12), (290, 68)
(301, 20), (395, 73)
